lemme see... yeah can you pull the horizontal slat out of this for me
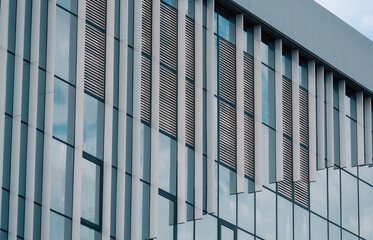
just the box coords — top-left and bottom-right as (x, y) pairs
(185, 80), (194, 146)
(244, 114), (254, 178)
(278, 137), (293, 199)
(160, 3), (177, 70)
(86, 0), (106, 29)
(294, 146), (309, 207)
(141, 55), (151, 123)
(185, 17), (194, 80)
(283, 77), (292, 137)
(219, 38), (236, 104)
(244, 53), (254, 114)
(299, 88), (308, 146)
(142, 0), (152, 55)
(159, 65), (177, 136)
(219, 100), (236, 169)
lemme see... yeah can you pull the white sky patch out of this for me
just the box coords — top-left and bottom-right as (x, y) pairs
(315, 0), (373, 41)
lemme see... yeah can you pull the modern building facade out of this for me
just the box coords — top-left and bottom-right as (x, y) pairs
(1, 0), (373, 239)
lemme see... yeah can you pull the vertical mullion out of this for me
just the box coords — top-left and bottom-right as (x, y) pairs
(308, 60), (316, 181)
(338, 79), (347, 168)
(325, 72), (334, 167)
(316, 66), (325, 170)
(291, 49), (300, 182)
(356, 91), (364, 166)
(364, 96), (372, 165)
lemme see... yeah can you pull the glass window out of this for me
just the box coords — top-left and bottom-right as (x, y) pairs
(238, 178), (254, 232)
(81, 158), (101, 225)
(294, 204), (309, 240)
(37, 69), (46, 131)
(158, 133), (177, 195)
(310, 169), (327, 217)
(23, 0), (33, 61)
(329, 223), (341, 240)
(139, 183), (150, 239)
(124, 174), (131, 240)
(238, 230), (254, 240)
(83, 94), (104, 159)
(328, 168), (340, 224)
(2, 116), (12, 190)
(80, 225), (101, 240)
(195, 214), (217, 240)
(49, 211), (72, 240)
(127, 47), (133, 115)
(256, 188), (276, 240)
(35, 130), (44, 204)
(7, 0), (17, 52)
(128, 0), (134, 47)
(1, 190), (9, 230)
(221, 225), (234, 240)
(346, 117), (357, 172)
(333, 109), (340, 166)
(39, 0), (48, 68)
(55, 7), (77, 84)
(126, 116), (132, 173)
(342, 230), (358, 240)
(186, 147), (194, 204)
(158, 195), (174, 239)
(359, 165), (373, 185)
(359, 181), (373, 239)
(277, 196), (293, 240)
(57, 0), (77, 14)
(261, 66), (275, 127)
(310, 214), (327, 240)
(333, 80), (339, 109)
(110, 168), (117, 237)
(21, 60), (30, 123)
(243, 27), (253, 55)
(262, 126), (276, 189)
(50, 139), (74, 216)
(261, 41), (274, 68)
(346, 90), (357, 120)
(33, 204), (42, 240)
(112, 109), (118, 168)
(113, 39), (119, 109)
(299, 61), (308, 89)
(186, 0), (194, 19)
(6, 53), (14, 115)
(18, 123), (28, 197)
(53, 78), (75, 145)
(162, 0), (177, 8)
(140, 124), (151, 182)
(218, 14), (235, 44)
(17, 197), (25, 237)
(282, 51), (292, 79)
(218, 164), (236, 224)
(341, 171), (358, 234)
(178, 220), (193, 240)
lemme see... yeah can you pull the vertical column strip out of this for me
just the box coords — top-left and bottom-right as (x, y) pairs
(356, 91), (365, 166)
(24, 0), (41, 238)
(325, 72), (334, 167)
(194, 0), (203, 220)
(102, 0), (115, 239)
(316, 66), (325, 170)
(71, 0), (86, 239)
(253, 25), (262, 192)
(235, 13), (244, 194)
(177, 0), (187, 224)
(274, 38), (283, 182)
(291, 49), (300, 182)
(131, 0), (142, 238)
(206, 0), (216, 212)
(116, 0), (129, 239)
(308, 60), (317, 181)
(41, 1), (57, 239)
(149, 0), (160, 236)
(364, 97), (372, 165)
(338, 80), (347, 168)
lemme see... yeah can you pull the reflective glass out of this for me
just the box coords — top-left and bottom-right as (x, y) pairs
(49, 211), (71, 240)
(221, 225), (234, 240)
(158, 133), (177, 195)
(282, 52), (292, 79)
(7, 0), (16, 52)
(35, 130), (44, 204)
(6, 53), (14, 115)
(50, 139), (74, 216)
(359, 165), (373, 185)
(112, 109), (118, 167)
(238, 178), (254, 232)
(158, 195), (174, 239)
(345, 91), (356, 119)
(139, 182), (150, 239)
(261, 66), (275, 127)
(113, 39), (119, 108)
(333, 109), (340, 166)
(256, 188), (276, 240)
(294, 204), (309, 240)
(329, 223), (341, 240)
(186, 0), (194, 19)
(346, 118), (357, 171)
(342, 230), (358, 240)
(341, 171), (358, 234)
(23, 0), (32, 60)
(53, 78), (75, 145)
(126, 116), (132, 173)
(328, 168), (340, 224)
(127, 47), (133, 115)
(243, 27), (253, 55)
(81, 225), (101, 240)
(110, 168), (117, 237)
(186, 147), (194, 204)
(178, 220), (193, 240)
(218, 164), (236, 224)
(359, 181), (373, 239)
(37, 69), (46, 131)
(39, 0), (48, 68)
(17, 197), (25, 237)
(277, 196), (292, 240)
(163, 0), (177, 8)
(22, 61), (30, 123)
(18, 123), (28, 197)
(81, 158), (101, 225)
(299, 62), (308, 89)
(128, 0), (134, 47)
(310, 169), (327, 217)
(310, 214), (327, 240)
(218, 14), (235, 44)
(140, 124), (151, 182)
(83, 94), (104, 159)
(124, 175), (131, 240)
(333, 80), (339, 109)
(2, 116), (12, 190)
(33, 204), (41, 240)
(1, 190), (9, 230)
(114, 0), (120, 38)
(238, 230), (254, 240)
(55, 7), (77, 84)
(262, 126), (276, 189)
(195, 214), (217, 240)
(261, 41), (274, 68)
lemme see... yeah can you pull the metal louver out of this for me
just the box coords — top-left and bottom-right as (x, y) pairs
(141, 55), (151, 123)
(278, 137), (293, 199)
(219, 100), (236, 169)
(244, 53), (254, 114)
(84, 24), (105, 99)
(185, 17), (194, 80)
(244, 114), (254, 178)
(86, 0), (106, 29)
(159, 65), (177, 137)
(283, 77), (292, 137)
(299, 88), (308, 146)
(219, 38), (236, 104)
(142, 0), (151, 55)
(160, 2), (177, 70)
(185, 80), (194, 146)
(294, 146), (309, 207)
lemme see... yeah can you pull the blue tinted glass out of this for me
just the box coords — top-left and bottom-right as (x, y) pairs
(333, 109), (340, 166)
(310, 169), (327, 217)
(126, 116), (132, 173)
(221, 225), (234, 240)
(83, 94), (104, 159)
(218, 14), (235, 44)
(163, 0), (177, 8)
(50, 139), (74, 216)
(81, 225), (101, 240)
(114, 40), (119, 108)
(2, 116), (12, 190)
(195, 214), (217, 240)
(39, 0), (48, 68)
(159, 133), (177, 195)
(359, 165), (373, 185)
(53, 78), (75, 145)
(124, 175), (131, 240)
(114, 0), (120, 38)
(18, 123), (28, 197)
(244, 28), (253, 55)
(158, 195), (174, 239)
(22, 61), (30, 123)
(140, 124), (151, 182)
(342, 230), (358, 240)
(186, 148), (194, 204)
(359, 181), (373, 239)
(262, 126), (276, 189)
(186, 0), (194, 19)
(57, 0), (77, 14)
(238, 230), (254, 240)
(110, 168), (117, 237)
(81, 159), (101, 225)
(1, 190), (9, 230)
(346, 91), (357, 119)
(33, 204), (42, 240)
(261, 41), (275, 68)
(256, 188), (276, 240)
(310, 214), (327, 240)
(178, 219), (193, 240)
(7, 0), (17, 52)
(34, 131), (44, 204)
(299, 62), (308, 89)
(112, 109), (118, 167)
(328, 168), (340, 224)
(329, 223), (341, 240)
(277, 196), (292, 240)
(261, 66), (275, 127)
(218, 164), (236, 224)
(333, 80), (339, 109)
(50, 211), (72, 240)
(127, 47), (133, 115)
(17, 197), (25, 237)
(238, 178), (254, 232)
(55, 7), (77, 84)
(282, 52), (292, 79)
(23, 0), (32, 61)
(341, 171), (358, 234)
(128, 0), (134, 47)
(37, 70), (46, 131)
(294, 205), (309, 240)
(6, 53), (14, 115)
(139, 182), (150, 239)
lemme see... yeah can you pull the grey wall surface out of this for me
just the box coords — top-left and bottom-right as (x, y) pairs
(232, 0), (373, 92)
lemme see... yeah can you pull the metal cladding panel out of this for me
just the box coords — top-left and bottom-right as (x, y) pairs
(243, 53), (254, 114)
(160, 3), (177, 70)
(316, 66), (325, 169)
(364, 97), (372, 165)
(338, 79), (347, 168)
(325, 72), (334, 167)
(219, 38), (236, 104)
(141, 55), (151, 123)
(356, 91), (365, 166)
(185, 17), (195, 80)
(308, 60), (316, 182)
(283, 77), (292, 137)
(219, 100), (236, 169)
(86, 0), (106, 29)
(84, 24), (105, 99)
(159, 65), (177, 137)
(244, 114), (254, 178)
(142, 0), (152, 55)
(185, 80), (194, 146)
(294, 146), (309, 208)
(278, 137), (293, 199)
(299, 88), (309, 146)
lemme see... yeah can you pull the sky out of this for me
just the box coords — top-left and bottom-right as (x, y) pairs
(315, 0), (373, 41)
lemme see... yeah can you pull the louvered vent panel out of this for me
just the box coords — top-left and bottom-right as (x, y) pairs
(141, 55), (151, 123)
(142, 0), (152, 55)
(278, 137), (293, 199)
(185, 17), (194, 80)
(159, 66), (177, 136)
(219, 100), (236, 169)
(160, 3), (177, 70)
(84, 24), (105, 99)
(219, 38), (236, 104)
(299, 88), (308, 146)
(244, 53), (254, 114)
(185, 80), (194, 146)
(86, 0), (106, 29)
(244, 114), (254, 178)
(294, 147), (309, 208)
(283, 77), (292, 137)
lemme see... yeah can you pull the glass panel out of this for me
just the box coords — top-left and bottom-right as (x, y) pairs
(195, 214), (217, 240)
(186, 0), (194, 19)
(6, 53), (14, 115)
(80, 225), (101, 240)
(359, 181), (373, 239)
(261, 66), (275, 128)
(262, 126), (276, 189)
(1, 190), (9, 230)
(341, 171), (358, 234)
(310, 213), (327, 240)
(140, 124), (151, 182)
(220, 225), (234, 240)
(158, 195), (174, 240)
(53, 78), (75, 145)
(81, 159), (101, 225)
(238, 178), (254, 232)
(55, 7), (77, 84)
(163, 0), (177, 8)
(124, 175), (131, 240)
(35, 130), (44, 204)
(186, 147), (194, 204)
(282, 51), (292, 79)
(17, 197), (25, 237)
(238, 230), (254, 240)
(112, 109), (118, 167)
(333, 109), (340, 166)
(127, 47), (133, 115)
(128, 0), (134, 47)
(359, 165), (373, 185)
(57, 0), (77, 14)
(310, 169), (327, 217)
(178, 220), (193, 240)
(218, 164), (236, 224)
(39, 0), (48, 68)
(345, 91), (356, 119)
(261, 41), (274, 68)
(158, 133), (177, 195)
(33, 204), (42, 240)
(7, 0), (17, 52)
(342, 230), (358, 240)
(37, 69), (46, 131)
(19, 123), (28, 197)
(83, 94), (104, 159)
(277, 196), (293, 240)
(256, 188), (276, 240)
(294, 204), (309, 240)
(110, 168), (117, 237)
(113, 39), (119, 108)
(50, 139), (74, 216)
(333, 80), (339, 109)
(126, 116), (132, 173)
(22, 61), (30, 122)
(49, 211), (72, 240)
(139, 182), (150, 239)
(299, 62), (308, 89)
(345, 117), (357, 174)
(328, 168), (340, 224)
(2, 116), (12, 190)
(243, 27), (253, 55)
(218, 14), (235, 44)
(329, 223), (341, 240)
